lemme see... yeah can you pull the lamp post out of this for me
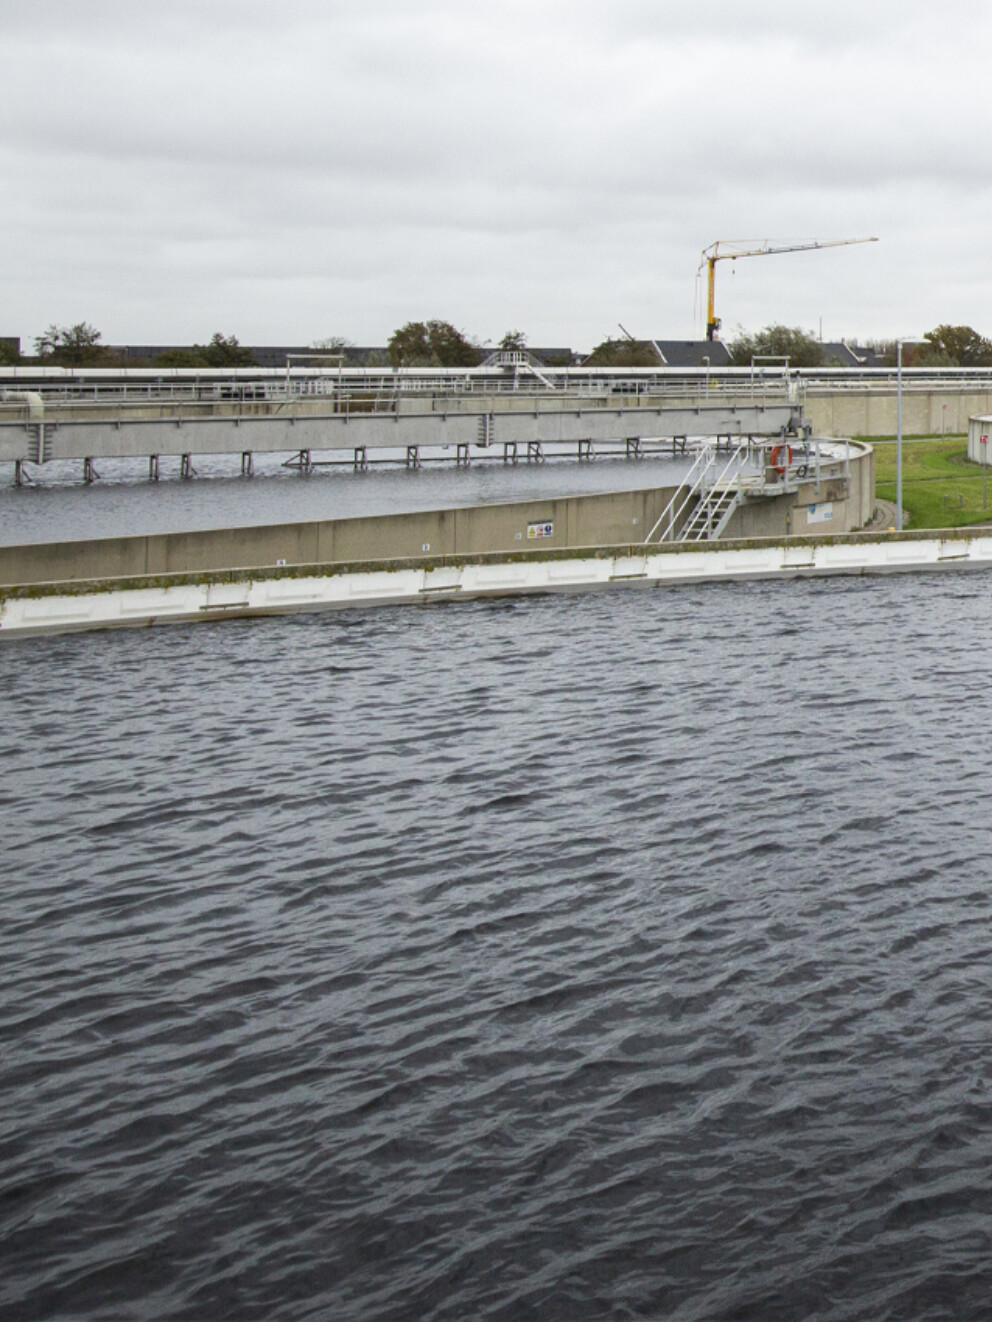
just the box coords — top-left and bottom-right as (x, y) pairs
(895, 338), (926, 532)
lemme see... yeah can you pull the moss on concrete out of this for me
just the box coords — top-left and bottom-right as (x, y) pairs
(2, 526), (989, 604)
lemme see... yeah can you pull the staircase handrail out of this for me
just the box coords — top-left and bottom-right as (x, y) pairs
(477, 348), (559, 390)
(643, 444), (714, 544)
(680, 441), (751, 541)
(705, 440), (750, 497)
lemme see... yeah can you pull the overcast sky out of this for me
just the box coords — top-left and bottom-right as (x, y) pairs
(3, 0), (991, 352)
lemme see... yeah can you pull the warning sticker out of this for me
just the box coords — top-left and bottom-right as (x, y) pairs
(527, 521), (554, 539)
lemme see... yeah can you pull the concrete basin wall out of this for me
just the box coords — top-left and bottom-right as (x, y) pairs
(805, 388), (992, 438)
(0, 446), (874, 589)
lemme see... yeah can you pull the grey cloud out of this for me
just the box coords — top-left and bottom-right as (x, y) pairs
(4, 0), (992, 346)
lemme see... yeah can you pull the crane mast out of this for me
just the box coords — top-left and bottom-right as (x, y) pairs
(700, 237), (878, 341)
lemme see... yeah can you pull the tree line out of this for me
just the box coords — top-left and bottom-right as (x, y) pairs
(727, 324), (992, 368)
(6, 322), (550, 369)
(383, 324), (576, 367)
(8, 320), (992, 370)
(380, 321), (992, 369)
(8, 326), (258, 368)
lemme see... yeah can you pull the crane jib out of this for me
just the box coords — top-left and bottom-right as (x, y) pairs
(700, 237), (879, 342)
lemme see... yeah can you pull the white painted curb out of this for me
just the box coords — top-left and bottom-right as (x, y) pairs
(3, 535), (992, 637)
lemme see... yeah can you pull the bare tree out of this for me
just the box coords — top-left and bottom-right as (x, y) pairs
(34, 322), (105, 366)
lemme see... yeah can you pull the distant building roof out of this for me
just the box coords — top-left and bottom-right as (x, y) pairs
(843, 343), (888, 367)
(529, 348), (577, 364)
(111, 344), (580, 369)
(113, 344), (348, 368)
(819, 342), (862, 366)
(113, 345), (202, 362)
(651, 340), (732, 368)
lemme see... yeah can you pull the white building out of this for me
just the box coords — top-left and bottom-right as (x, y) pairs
(968, 414), (992, 465)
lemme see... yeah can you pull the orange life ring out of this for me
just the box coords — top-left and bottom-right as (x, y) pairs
(770, 443), (793, 476)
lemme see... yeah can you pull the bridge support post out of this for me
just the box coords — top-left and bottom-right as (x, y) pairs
(353, 447), (367, 472)
(180, 453), (196, 479)
(578, 439), (594, 462)
(456, 442), (470, 467)
(84, 457), (99, 484)
(149, 454), (159, 481)
(241, 451), (254, 477)
(14, 459), (25, 487)
(626, 437), (642, 459)
(527, 441), (544, 464)
(30, 422), (46, 465)
(405, 445), (420, 470)
(503, 441), (518, 465)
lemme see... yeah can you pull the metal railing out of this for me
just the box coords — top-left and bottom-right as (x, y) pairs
(640, 438), (850, 545)
(9, 362), (992, 395)
(15, 359), (992, 413)
(643, 441), (756, 544)
(0, 376), (799, 419)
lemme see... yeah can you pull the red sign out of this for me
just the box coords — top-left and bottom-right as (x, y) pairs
(982, 434), (989, 445)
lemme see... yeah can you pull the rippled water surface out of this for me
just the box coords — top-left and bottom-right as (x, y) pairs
(0, 453), (698, 545)
(4, 573), (992, 1321)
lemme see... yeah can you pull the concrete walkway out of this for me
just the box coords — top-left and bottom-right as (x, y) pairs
(862, 499), (903, 532)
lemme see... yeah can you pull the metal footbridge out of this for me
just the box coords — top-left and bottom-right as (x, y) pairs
(0, 378), (807, 485)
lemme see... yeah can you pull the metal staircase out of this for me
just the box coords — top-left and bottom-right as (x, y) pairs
(644, 440), (754, 544)
(677, 483), (745, 542)
(478, 349), (558, 389)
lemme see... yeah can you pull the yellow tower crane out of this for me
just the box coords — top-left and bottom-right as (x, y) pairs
(700, 237), (878, 341)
